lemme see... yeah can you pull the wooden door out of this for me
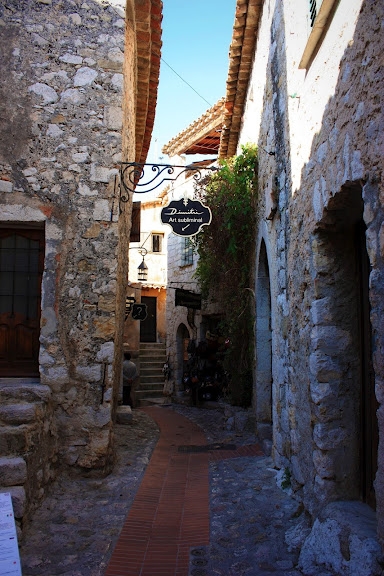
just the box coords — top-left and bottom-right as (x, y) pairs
(140, 296), (157, 342)
(0, 229), (44, 377)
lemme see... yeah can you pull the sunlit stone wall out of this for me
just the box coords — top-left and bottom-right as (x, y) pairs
(0, 0), (128, 488)
(239, 0), (384, 543)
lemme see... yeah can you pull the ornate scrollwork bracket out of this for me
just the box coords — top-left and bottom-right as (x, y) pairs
(119, 162), (218, 203)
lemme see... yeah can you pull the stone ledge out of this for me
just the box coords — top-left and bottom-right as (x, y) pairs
(116, 405), (133, 424)
(298, 501), (382, 576)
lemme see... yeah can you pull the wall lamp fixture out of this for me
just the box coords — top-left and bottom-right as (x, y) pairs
(137, 253), (148, 282)
(129, 246), (148, 282)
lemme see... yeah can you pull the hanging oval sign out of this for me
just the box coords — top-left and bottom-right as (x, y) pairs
(161, 198), (212, 237)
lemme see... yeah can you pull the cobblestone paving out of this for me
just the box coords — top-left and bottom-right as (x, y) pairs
(19, 402), (307, 576)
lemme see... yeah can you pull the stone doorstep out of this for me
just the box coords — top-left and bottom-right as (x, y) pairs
(116, 405), (133, 424)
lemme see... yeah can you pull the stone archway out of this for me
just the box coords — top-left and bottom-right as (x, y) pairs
(255, 239), (273, 441)
(310, 181), (378, 508)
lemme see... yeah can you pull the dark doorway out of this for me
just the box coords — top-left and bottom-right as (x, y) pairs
(140, 296), (157, 342)
(255, 240), (272, 440)
(0, 228), (44, 377)
(356, 220), (378, 509)
(313, 183), (379, 509)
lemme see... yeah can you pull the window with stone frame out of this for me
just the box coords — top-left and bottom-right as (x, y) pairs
(152, 233), (163, 253)
(180, 237), (193, 266)
(299, 0), (339, 69)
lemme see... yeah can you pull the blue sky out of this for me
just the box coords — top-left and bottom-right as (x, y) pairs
(147, 0), (237, 164)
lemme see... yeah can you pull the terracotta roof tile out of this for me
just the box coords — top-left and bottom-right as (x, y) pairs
(135, 0), (163, 164)
(219, 0), (264, 159)
(162, 98), (226, 157)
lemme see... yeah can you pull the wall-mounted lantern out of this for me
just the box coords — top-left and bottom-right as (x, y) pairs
(137, 254), (148, 282)
(129, 246), (148, 282)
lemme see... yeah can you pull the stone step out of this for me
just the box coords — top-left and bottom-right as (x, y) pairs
(140, 374), (165, 384)
(136, 343), (167, 407)
(138, 381), (164, 390)
(0, 456), (27, 487)
(140, 346), (166, 355)
(140, 344), (166, 353)
(0, 402), (43, 425)
(0, 381), (51, 405)
(0, 425), (30, 456)
(140, 361), (165, 370)
(139, 353), (167, 362)
(136, 388), (164, 399)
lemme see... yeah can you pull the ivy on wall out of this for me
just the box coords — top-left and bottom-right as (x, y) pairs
(194, 144), (258, 406)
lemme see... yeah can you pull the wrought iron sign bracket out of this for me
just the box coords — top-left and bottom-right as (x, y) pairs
(119, 162), (218, 203)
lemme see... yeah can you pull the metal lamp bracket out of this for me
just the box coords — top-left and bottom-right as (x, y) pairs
(119, 162), (218, 199)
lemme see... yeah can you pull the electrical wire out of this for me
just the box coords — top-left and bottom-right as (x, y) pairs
(161, 57), (213, 108)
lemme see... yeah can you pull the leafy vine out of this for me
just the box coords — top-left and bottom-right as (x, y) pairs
(194, 144), (258, 406)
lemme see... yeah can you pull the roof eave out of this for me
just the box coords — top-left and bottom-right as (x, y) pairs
(219, 0), (264, 159)
(162, 98), (226, 157)
(135, 0), (163, 165)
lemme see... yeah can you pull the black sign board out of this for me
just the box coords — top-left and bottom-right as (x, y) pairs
(131, 303), (147, 321)
(161, 198), (211, 237)
(175, 288), (202, 310)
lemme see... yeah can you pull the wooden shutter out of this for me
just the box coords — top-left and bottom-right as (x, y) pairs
(130, 201), (141, 242)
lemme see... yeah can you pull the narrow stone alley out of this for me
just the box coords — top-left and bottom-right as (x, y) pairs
(19, 401), (306, 576)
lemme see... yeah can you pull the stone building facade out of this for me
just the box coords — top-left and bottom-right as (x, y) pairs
(162, 101), (225, 391)
(0, 0), (162, 527)
(219, 0), (384, 568)
(124, 193), (168, 370)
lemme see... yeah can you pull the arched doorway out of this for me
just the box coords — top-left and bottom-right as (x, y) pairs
(312, 182), (378, 508)
(255, 240), (272, 440)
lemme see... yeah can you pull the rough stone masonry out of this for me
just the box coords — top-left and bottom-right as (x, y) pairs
(0, 0), (133, 527)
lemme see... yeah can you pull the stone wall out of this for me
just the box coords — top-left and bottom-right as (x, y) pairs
(238, 0), (384, 545)
(166, 228), (223, 389)
(0, 0), (134, 524)
(166, 229), (199, 388)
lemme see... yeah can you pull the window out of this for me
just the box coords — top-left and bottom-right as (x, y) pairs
(152, 233), (163, 253)
(299, 0), (339, 69)
(180, 237), (193, 266)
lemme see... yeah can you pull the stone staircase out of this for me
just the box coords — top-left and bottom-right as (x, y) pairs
(136, 342), (167, 406)
(0, 379), (57, 528)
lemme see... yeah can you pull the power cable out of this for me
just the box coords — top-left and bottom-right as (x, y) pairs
(160, 57), (213, 108)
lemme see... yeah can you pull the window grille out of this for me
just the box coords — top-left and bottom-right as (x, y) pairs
(181, 238), (193, 266)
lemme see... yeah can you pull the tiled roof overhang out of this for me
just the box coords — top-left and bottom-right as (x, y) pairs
(135, 0), (163, 164)
(219, 0), (264, 159)
(162, 98), (226, 157)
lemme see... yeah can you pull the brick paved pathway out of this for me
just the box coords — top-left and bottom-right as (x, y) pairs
(105, 406), (262, 576)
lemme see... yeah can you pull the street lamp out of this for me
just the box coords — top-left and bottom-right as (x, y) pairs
(129, 246), (148, 282)
(137, 253), (148, 282)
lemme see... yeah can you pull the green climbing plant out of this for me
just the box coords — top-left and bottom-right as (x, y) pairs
(194, 144), (258, 406)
